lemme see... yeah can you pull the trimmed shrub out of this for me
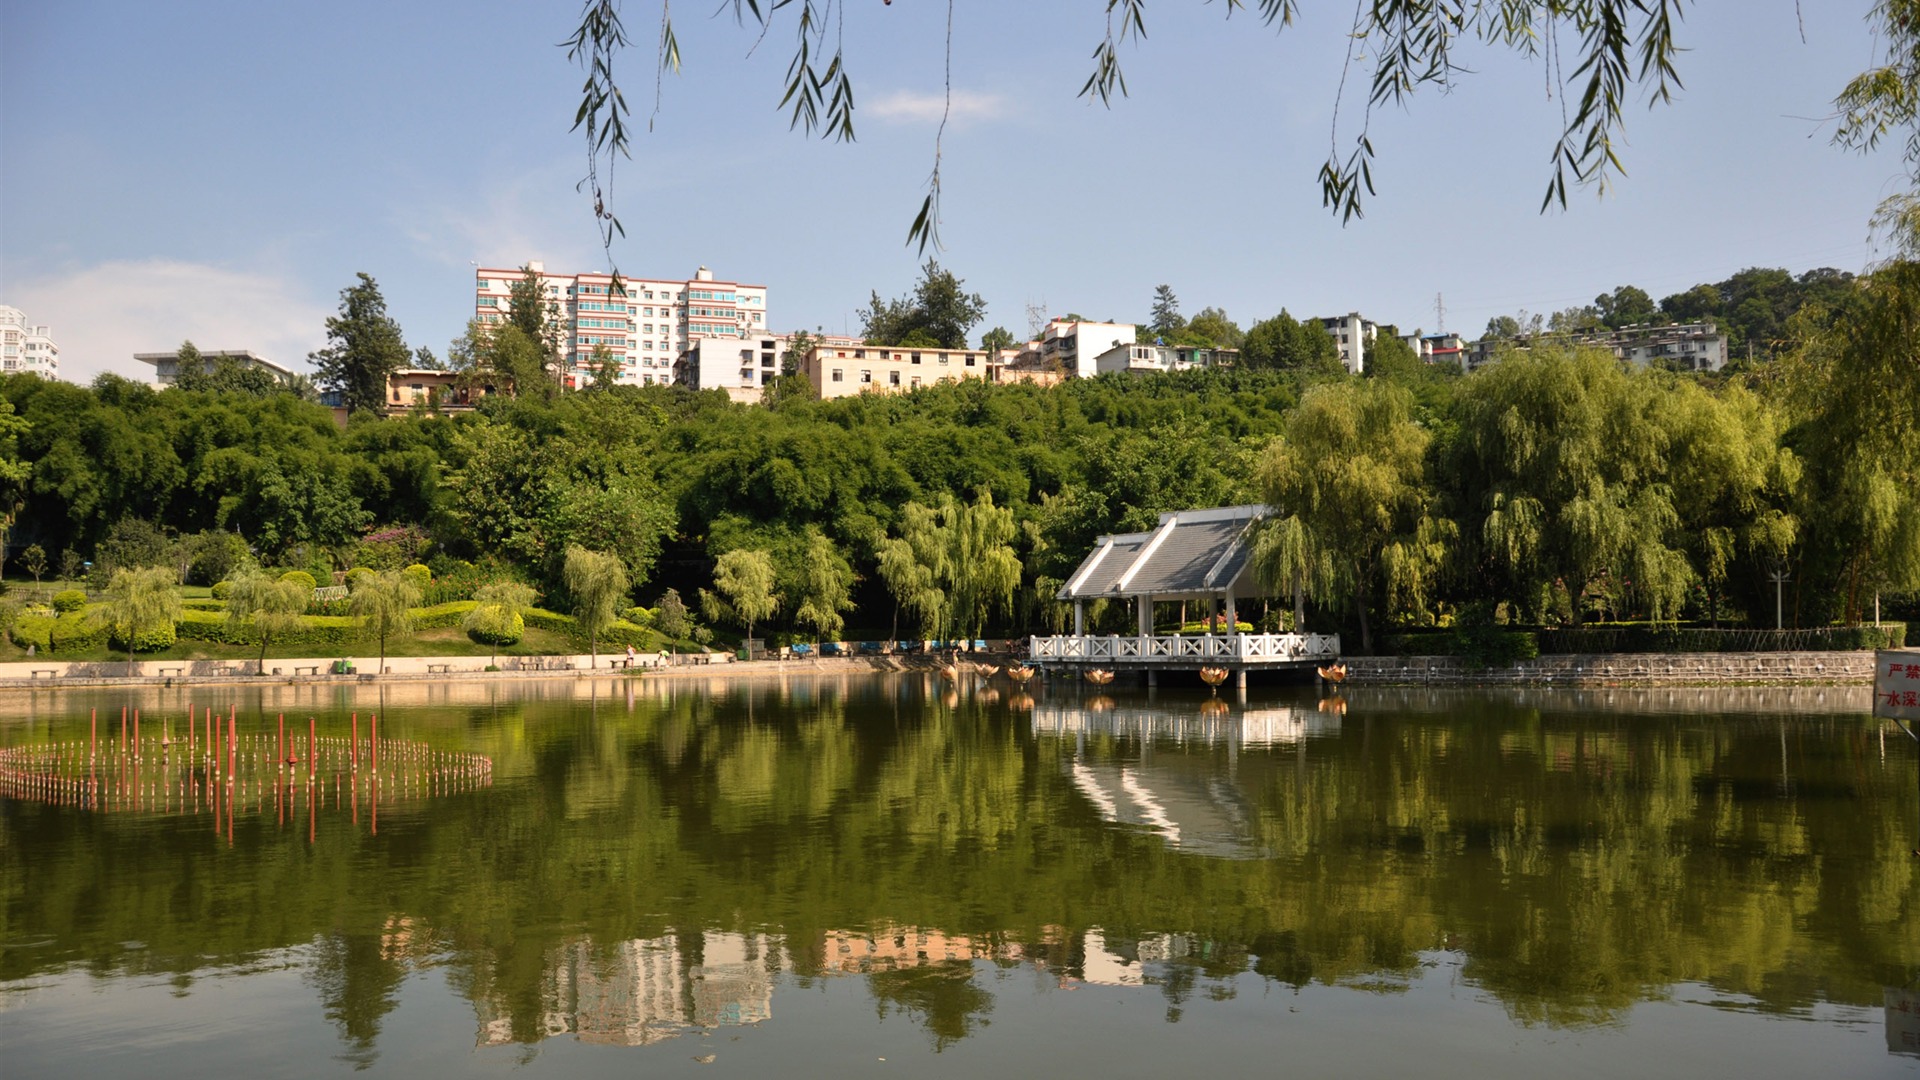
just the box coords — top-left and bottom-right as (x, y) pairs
(1536, 623), (1908, 654)
(177, 609), (361, 648)
(52, 589), (87, 613)
(403, 564), (432, 592)
(111, 620), (177, 653)
(210, 580), (233, 601)
(414, 600), (479, 630)
(11, 611), (55, 650)
(623, 606), (656, 629)
(51, 612), (108, 652)
(465, 606), (524, 647)
(279, 570), (317, 591)
(345, 567), (375, 592)
(523, 608), (576, 634)
(181, 598), (225, 611)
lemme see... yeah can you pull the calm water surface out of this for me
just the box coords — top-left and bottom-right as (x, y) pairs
(2, 675), (1918, 1077)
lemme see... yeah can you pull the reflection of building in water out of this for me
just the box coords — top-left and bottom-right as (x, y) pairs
(1034, 702), (1342, 858)
(1032, 702), (1340, 746)
(475, 931), (777, 1047)
(823, 927), (1026, 973)
(1889, 987), (1920, 1057)
(1077, 928), (1202, 987)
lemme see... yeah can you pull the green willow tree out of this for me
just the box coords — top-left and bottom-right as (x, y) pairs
(702, 549), (779, 645)
(876, 491), (1021, 644)
(97, 565), (183, 665)
(349, 569), (421, 674)
(791, 528), (856, 642)
(563, 545), (629, 666)
(1256, 379), (1450, 654)
(1447, 347), (1694, 625)
(225, 568), (308, 675)
(309, 273), (411, 416)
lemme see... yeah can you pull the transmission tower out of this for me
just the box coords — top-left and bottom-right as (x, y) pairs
(1433, 292), (1447, 334)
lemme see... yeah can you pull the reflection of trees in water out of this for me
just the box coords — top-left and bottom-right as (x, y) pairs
(305, 932), (407, 1070)
(866, 962), (993, 1049)
(10, 686), (1920, 1055)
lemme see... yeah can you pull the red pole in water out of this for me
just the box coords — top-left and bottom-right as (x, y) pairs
(90, 708), (96, 760)
(120, 706), (127, 758)
(133, 709), (140, 760)
(351, 713), (359, 770)
(278, 715), (285, 768)
(372, 715), (379, 773)
(308, 717), (315, 781)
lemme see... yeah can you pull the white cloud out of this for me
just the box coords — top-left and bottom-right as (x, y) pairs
(867, 89), (1007, 125)
(9, 259), (334, 385)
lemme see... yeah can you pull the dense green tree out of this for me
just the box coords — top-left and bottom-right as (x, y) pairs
(563, 545), (629, 665)
(978, 327), (1017, 355)
(791, 527), (856, 642)
(505, 263), (562, 371)
(861, 261), (987, 349)
(1447, 347), (1695, 625)
(19, 543), (46, 587)
(96, 565), (182, 665)
(349, 568), (421, 673)
(310, 273), (411, 417)
(1149, 285), (1183, 342)
(225, 567), (308, 674)
(702, 548), (778, 643)
(1256, 379), (1449, 652)
(875, 492), (1021, 643)
(171, 340), (287, 396)
(1179, 306), (1243, 350)
(1593, 285), (1658, 328)
(1240, 312), (1339, 372)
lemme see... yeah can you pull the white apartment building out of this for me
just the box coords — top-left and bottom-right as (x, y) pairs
(1464, 320), (1730, 372)
(1016, 319), (1137, 379)
(473, 262), (768, 387)
(133, 347), (295, 387)
(1318, 312), (1377, 374)
(803, 342), (991, 399)
(1094, 342), (1238, 375)
(0, 306), (60, 379)
(676, 332), (862, 403)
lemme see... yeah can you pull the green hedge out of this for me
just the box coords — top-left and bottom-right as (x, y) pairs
(1379, 629), (1538, 667)
(181, 598), (225, 611)
(110, 621), (176, 653)
(521, 608), (656, 649)
(52, 589), (87, 613)
(465, 607), (524, 647)
(178, 609), (360, 648)
(413, 600), (478, 630)
(1535, 623), (1907, 654)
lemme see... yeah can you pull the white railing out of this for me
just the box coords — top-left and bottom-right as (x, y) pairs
(1028, 633), (1340, 664)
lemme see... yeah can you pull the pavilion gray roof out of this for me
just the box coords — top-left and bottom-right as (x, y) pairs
(1057, 505), (1272, 602)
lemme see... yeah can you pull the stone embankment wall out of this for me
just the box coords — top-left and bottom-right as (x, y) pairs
(1345, 651), (1876, 687)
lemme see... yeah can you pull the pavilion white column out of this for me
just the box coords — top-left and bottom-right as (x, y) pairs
(1224, 591), (1238, 633)
(1137, 595), (1153, 637)
(1074, 600), (1085, 637)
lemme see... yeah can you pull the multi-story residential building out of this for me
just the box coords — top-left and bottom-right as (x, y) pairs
(1317, 312), (1377, 374)
(133, 347), (294, 387)
(473, 262), (767, 387)
(1400, 330), (1470, 367)
(802, 342), (992, 399)
(1014, 319), (1136, 379)
(1464, 320), (1730, 372)
(0, 306), (60, 379)
(1093, 342), (1238, 375)
(1590, 321), (1729, 371)
(676, 332), (863, 403)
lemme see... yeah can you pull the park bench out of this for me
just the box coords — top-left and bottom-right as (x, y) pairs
(294, 665), (320, 676)
(426, 663), (452, 674)
(158, 667), (183, 677)
(30, 669), (57, 679)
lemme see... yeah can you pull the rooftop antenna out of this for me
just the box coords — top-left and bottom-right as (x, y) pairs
(1025, 299), (1048, 341)
(1433, 292), (1447, 334)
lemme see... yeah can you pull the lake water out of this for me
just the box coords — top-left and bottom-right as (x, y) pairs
(3, 675), (1919, 1077)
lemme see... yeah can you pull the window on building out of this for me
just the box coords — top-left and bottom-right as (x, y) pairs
(965, 355), (977, 367)
(831, 369), (843, 383)
(860, 370), (872, 383)
(889, 371), (901, 386)
(911, 352), (921, 364)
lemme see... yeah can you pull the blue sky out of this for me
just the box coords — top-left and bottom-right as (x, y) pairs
(0, 1), (1899, 382)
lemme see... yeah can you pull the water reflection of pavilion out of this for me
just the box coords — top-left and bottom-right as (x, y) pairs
(1031, 701), (1342, 746)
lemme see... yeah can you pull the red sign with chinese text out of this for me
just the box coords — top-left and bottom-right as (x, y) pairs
(1876, 650), (1920, 722)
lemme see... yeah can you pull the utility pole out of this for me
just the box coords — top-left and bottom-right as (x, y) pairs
(1767, 566), (1791, 630)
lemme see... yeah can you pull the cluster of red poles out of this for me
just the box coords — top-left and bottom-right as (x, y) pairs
(0, 705), (492, 842)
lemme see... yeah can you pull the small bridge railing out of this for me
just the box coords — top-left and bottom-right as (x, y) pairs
(1028, 633), (1340, 665)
